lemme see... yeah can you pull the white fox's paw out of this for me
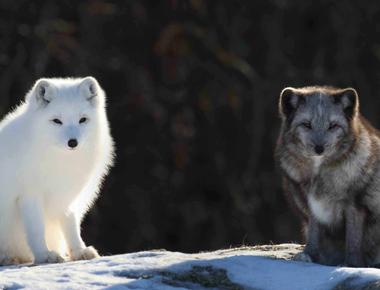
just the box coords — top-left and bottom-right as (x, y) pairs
(34, 251), (65, 264)
(71, 246), (100, 261)
(0, 256), (26, 265)
(293, 251), (313, 263)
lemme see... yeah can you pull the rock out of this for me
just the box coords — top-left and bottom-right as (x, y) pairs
(1, 244), (380, 290)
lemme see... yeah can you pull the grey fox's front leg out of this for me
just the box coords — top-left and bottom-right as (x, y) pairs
(18, 196), (64, 264)
(293, 214), (321, 263)
(345, 204), (365, 267)
(283, 178), (320, 263)
(61, 211), (99, 261)
(303, 215), (321, 261)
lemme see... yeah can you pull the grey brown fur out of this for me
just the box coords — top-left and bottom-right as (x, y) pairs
(275, 86), (380, 267)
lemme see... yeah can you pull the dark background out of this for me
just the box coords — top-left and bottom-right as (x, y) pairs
(1, 0), (380, 254)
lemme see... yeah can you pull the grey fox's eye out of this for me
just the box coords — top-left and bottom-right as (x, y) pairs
(52, 118), (62, 125)
(79, 117), (88, 124)
(328, 123), (339, 130)
(301, 122), (312, 129)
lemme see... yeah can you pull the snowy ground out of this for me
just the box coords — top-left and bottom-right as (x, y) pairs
(1, 244), (380, 290)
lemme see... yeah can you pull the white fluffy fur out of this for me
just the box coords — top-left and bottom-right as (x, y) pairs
(0, 77), (114, 264)
(307, 194), (343, 226)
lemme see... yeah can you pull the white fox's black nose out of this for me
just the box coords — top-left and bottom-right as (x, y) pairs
(68, 139), (78, 148)
(314, 145), (324, 155)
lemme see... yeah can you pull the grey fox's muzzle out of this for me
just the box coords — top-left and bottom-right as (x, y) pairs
(314, 145), (324, 155)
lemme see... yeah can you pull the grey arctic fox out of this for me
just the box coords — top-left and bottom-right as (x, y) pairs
(276, 86), (380, 267)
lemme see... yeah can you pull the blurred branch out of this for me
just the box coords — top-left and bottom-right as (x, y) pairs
(184, 23), (259, 85)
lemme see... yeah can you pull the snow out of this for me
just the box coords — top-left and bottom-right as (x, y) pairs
(1, 244), (380, 290)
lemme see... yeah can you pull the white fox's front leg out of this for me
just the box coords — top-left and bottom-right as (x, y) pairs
(18, 196), (64, 264)
(61, 211), (99, 261)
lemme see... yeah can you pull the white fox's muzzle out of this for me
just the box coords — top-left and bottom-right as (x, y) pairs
(67, 139), (78, 149)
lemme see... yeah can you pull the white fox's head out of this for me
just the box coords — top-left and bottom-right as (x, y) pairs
(25, 77), (106, 151)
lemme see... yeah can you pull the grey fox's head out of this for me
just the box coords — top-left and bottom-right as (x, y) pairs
(278, 86), (359, 159)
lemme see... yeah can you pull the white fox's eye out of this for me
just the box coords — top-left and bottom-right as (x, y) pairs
(52, 118), (63, 125)
(79, 117), (88, 124)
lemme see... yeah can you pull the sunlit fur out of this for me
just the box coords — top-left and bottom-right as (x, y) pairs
(276, 86), (380, 267)
(0, 77), (114, 264)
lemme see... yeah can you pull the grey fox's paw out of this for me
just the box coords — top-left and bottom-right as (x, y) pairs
(71, 246), (100, 261)
(293, 251), (314, 263)
(34, 251), (65, 264)
(343, 256), (366, 268)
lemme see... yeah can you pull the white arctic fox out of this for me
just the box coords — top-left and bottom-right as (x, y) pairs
(0, 77), (114, 264)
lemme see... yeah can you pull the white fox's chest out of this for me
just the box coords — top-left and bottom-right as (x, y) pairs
(27, 147), (99, 211)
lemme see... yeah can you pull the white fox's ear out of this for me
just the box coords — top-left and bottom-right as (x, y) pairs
(79, 77), (102, 104)
(334, 88), (359, 119)
(279, 87), (303, 120)
(30, 79), (55, 106)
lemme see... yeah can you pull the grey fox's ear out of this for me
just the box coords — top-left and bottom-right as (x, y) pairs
(334, 88), (359, 119)
(32, 79), (55, 106)
(279, 87), (303, 119)
(79, 77), (100, 104)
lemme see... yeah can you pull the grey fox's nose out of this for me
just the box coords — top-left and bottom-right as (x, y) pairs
(314, 145), (324, 155)
(68, 139), (78, 148)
